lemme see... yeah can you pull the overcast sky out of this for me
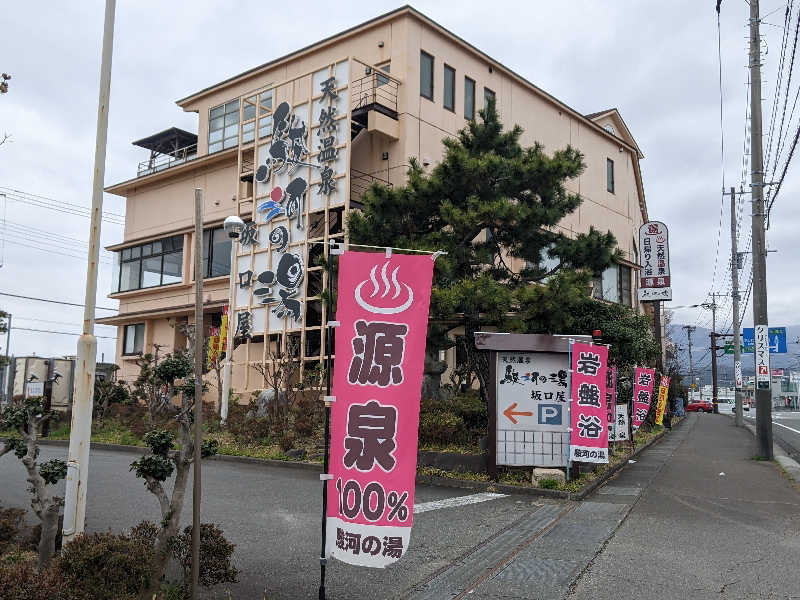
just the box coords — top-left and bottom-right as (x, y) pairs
(1, 0), (798, 364)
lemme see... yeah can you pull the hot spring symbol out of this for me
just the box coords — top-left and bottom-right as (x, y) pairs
(354, 261), (414, 314)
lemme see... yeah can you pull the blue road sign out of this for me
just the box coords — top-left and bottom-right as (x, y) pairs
(741, 327), (787, 353)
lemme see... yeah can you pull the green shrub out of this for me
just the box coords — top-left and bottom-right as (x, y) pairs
(0, 505), (25, 551)
(56, 531), (155, 600)
(538, 478), (560, 489)
(0, 560), (72, 600)
(418, 411), (465, 445)
(169, 523), (238, 590)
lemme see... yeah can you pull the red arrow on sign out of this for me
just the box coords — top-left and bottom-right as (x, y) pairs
(503, 402), (533, 425)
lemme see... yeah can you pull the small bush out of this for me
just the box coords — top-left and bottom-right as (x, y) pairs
(0, 560), (71, 600)
(0, 505), (25, 551)
(129, 520), (159, 546)
(418, 411), (465, 445)
(57, 531), (155, 600)
(169, 523), (238, 589)
(538, 478), (560, 489)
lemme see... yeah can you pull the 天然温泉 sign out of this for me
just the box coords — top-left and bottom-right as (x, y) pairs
(638, 221), (672, 302)
(325, 251), (433, 568)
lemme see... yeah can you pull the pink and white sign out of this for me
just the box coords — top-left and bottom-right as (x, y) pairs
(632, 367), (656, 431)
(325, 251), (433, 568)
(568, 342), (609, 464)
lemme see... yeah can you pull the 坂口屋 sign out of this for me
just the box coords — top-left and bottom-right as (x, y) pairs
(638, 221), (672, 302)
(325, 251), (433, 568)
(495, 351), (570, 467)
(568, 342), (609, 464)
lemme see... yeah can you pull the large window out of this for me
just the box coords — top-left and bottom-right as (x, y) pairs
(123, 323), (145, 355)
(202, 226), (232, 278)
(484, 87), (496, 109)
(443, 64), (455, 112)
(607, 158), (615, 193)
(593, 263), (632, 306)
(116, 235), (184, 292)
(464, 77), (475, 120)
(420, 51), (434, 100)
(209, 100), (239, 154)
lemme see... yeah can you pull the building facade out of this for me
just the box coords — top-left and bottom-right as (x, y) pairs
(100, 6), (651, 399)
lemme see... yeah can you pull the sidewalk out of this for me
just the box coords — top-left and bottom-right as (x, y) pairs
(568, 413), (800, 600)
(404, 419), (692, 600)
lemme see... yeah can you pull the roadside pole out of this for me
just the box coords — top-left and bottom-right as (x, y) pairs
(63, 0), (116, 544)
(192, 189), (204, 600)
(730, 187), (744, 426)
(749, 0), (773, 459)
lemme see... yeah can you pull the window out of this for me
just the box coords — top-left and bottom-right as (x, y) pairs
(484, 87), (495, 109)
(123, 323), (145, 355)
(619, 264), (632, 306)
(377, 63), (391, 87)
(420, 51), (434, 100)
(464, 77), (475, 120)
(607, 158), (615, 193)
(201, 226), (232, 278)
(443, 65), (455, 111)
(208, 100), (239, 154)
(115, 235), (184, 292)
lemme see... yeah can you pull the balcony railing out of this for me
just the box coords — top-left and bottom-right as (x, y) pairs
(351, 70), (399, 120)
(137, 144), (198, 177)
(350, 168), (392, 207)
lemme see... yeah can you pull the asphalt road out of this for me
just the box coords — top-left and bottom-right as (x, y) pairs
(0, 445), (531, 599)
(743, 408), (800, 461)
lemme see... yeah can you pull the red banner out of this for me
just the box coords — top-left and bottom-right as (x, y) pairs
(568, 342), (609, 464)
(325, 251), (433, 568)
(632, 367), (655, 430)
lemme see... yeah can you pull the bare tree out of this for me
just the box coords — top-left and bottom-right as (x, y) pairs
(1, 397), (67, 567)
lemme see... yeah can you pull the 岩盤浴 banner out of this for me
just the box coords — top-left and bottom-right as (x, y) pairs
(569, 342), (609, 464)
(632, 367), (655, 431)
(605, 366), (617, 440)
(655, 375), (670, 425)
(325, 251), (433, 568)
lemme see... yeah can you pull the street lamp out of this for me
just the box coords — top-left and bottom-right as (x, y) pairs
(220, 215), (245, 423)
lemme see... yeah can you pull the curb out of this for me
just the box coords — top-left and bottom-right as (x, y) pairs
(733, 416), (800, 485)
(8, 423), (680, 499)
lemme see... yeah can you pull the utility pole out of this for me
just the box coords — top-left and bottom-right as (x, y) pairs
(730, 187), (744, 426)
(683, 325), (696, 399)
(1, 313), (10, 403)
(192, 189), (204, 600)
(704, 295), (724, 414)
(653, 302), (664, 373)
(749, 0), (773, 459)
(63, 0), (116, 544)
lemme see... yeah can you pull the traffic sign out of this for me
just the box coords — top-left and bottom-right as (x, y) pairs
(741, 326), (786, 354)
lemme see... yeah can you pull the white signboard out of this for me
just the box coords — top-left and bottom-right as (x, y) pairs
(735, 360), (743, 389)
(496, 351), (569, 467)
(609, 404), (629, 442)
(755, 324), (771, 390)
(638, 221), (672, 302)
(25, 381), (44, 398)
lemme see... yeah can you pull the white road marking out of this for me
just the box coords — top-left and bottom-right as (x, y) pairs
(744, 415), (800, 435)
(414, 492), (508, 514)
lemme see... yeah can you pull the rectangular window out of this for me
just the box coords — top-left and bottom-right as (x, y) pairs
(618, 264), (632, 306)
(464, 77), (475, 120)
(115, 235), (183, 292)
(420, 51), (434, 100)
(484, 87), (495, 109)
(607, 158), (615, 193)
(209, 100), (239, 154)
(202, 226), (233, 278)
(123, 323), (145, 355)
(377, 63), (391, 87)
(443, 65), (455, 111)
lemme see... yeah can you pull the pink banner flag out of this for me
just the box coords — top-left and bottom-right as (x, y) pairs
(632, 367), (656, 430)
(325, 251), (433, 568)
(569, 342), (609, 464)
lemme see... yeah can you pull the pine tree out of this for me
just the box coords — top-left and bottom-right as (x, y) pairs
(349, 99), (621, 394)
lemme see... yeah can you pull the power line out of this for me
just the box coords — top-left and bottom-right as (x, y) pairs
(0, 292), (117, 311)
(0, 189), (125, 226)
(2, 220), (114, 254)
(12, 326), (117, 340)
(15, 315), (116, 328)
(0, 186), (125, 219)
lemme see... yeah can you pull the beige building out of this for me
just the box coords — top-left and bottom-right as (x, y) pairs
(100, 6), (651, 399)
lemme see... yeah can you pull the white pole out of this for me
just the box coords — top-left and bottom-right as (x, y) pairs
(63, 0), (116, 543)
(220, 238), (237, 424)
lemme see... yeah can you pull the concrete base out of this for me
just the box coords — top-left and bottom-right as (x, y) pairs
(532, 467), (566, 486)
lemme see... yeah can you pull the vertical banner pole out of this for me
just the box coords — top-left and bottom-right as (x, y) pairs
(318, 254), (336, 600)
(565, 339), (574, 482)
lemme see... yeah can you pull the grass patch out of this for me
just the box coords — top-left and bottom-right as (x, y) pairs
(416, 465), (490, 482)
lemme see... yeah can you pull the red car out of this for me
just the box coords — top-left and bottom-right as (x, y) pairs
(687, 399), (713, 413)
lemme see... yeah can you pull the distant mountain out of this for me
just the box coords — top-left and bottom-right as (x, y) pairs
(667, 324), (800, 386)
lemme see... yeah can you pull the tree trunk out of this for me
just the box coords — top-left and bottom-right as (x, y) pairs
(37, 503), (61, 568)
